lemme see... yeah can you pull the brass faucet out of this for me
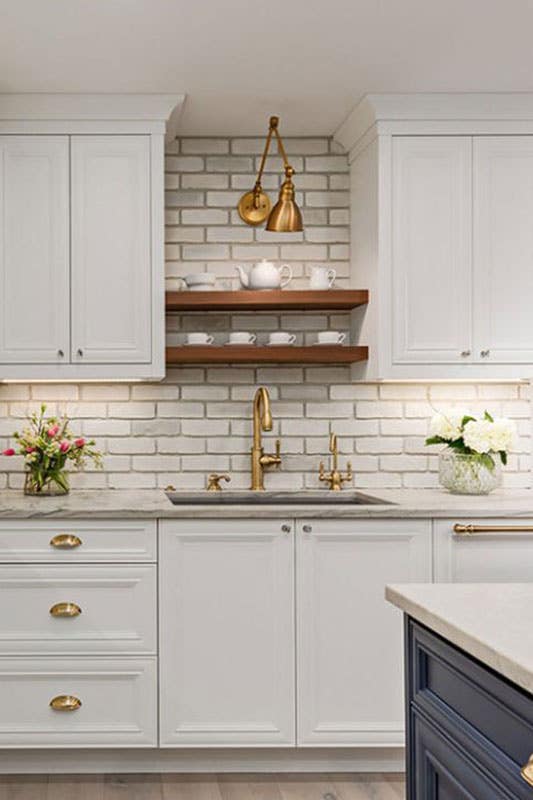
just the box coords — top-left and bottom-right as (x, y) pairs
(251, 387), (281, 490)
(319, 432), (353, 491)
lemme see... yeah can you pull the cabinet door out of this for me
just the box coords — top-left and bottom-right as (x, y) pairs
(474, 136), (533, 363)
(71, 136), (151, 364)
(0, 136), (69, 363)
(392, 137), (472, 364)
(435, 519), (533, 582)
(296, 519), (431, 746)
(159, 519), (295, 746)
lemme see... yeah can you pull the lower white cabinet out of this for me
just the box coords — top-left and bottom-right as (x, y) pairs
(296, 519), (432, 746)
(159, 519), (295, 747)
(0, 657), (157, 748)
(434, 518), (533, 581)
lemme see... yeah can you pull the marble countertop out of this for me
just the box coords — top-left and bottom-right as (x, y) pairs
(0, 487), (533, 519)
(386, 583), (533, 695)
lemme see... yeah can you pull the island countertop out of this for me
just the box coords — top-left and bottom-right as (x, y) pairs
(0, 487), (532, 519)
(386, 583), (533, 696)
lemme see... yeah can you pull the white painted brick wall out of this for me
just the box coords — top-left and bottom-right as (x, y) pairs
(0, 137), (529, 493)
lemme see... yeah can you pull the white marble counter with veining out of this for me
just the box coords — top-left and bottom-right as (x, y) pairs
(0, 487), (532, 519)
(386, 583), (533, 695)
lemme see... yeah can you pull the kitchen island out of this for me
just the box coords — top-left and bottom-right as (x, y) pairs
(387, 583), (533, 799)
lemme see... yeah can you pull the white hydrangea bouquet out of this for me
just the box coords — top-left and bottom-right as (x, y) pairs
(426, 410), (516, 494)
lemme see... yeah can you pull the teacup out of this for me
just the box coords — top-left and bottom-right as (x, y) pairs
(268, 332), (296, 345)
(186, 332), (214, 345)
(183, 273), (216, 292)
(317, 331), (346, 345)
(228, 331), (257, 345)
(309, 266), (336, 290)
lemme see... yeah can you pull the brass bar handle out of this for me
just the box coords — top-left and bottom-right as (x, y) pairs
(454, 523), (533, 535)
(50, 533), (82, 549)
(521, 755), (533, 786)
(49, 602), (82, 618)
(49, 695), (82, 712)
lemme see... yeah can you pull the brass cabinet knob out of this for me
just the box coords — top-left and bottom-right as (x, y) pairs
(49, 602), (82, 618)
(49, 534), (82, 549)
(50, 695), (82, 712)
(521, 755), (533, 786)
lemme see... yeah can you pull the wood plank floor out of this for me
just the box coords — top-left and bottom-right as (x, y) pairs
(0, 774), (405, 800)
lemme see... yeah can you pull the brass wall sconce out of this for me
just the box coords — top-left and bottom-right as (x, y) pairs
(237, 116), (303, 233)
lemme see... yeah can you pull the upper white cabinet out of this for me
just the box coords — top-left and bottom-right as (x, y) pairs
(0, 94), (184, 380)
(336, 93), (533, 379)
(0, 136), (69, 364)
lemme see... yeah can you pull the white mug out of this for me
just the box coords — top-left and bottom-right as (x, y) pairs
(268, 332), (297, 345)
(309, 266), (336, 290)
(229, 331), (257, 345)
(317, 330), (346, 345)
(186, 332), (214, 345)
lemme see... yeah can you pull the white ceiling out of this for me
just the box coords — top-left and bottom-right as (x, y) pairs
(2, 0), (533, 136)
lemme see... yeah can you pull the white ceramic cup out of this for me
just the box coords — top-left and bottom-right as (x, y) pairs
(268, 331), (297, 345)
(183, 273), (216, 292)
(186, 332), (214, 345)
(229, 331), (257, 345)
(317, 330), (346, 345)
(309, 266), (336, 290)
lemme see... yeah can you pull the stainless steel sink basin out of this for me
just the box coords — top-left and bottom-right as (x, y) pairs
(165, 490), (393, 505)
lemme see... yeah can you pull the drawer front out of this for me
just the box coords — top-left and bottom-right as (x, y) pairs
(0, 657), (157, 747)
(0, 520), (156, 563)
(408, 620), (533, 791)
(0, 565), (156, 655)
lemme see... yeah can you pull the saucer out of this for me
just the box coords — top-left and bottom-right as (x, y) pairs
(225, 342), (256, 346)
(266, 342), (295, 347)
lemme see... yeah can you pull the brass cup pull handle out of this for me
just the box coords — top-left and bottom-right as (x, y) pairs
(50, 534), (82, 549)
(50, 695), (82, 712)
(521, 755), (533, 786)
(50, 602), (82, 618)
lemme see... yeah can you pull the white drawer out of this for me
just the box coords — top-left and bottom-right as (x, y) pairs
(0, 519), (156, 563)
(0, 565), (156, 655)
(0, 657), (157, 747)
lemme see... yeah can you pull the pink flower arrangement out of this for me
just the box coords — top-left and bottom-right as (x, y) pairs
(2, 405), (102, 494)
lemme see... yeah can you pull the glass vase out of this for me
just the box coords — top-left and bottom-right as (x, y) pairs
(438, 450), (502, 495)
(23, 471), (70, 497)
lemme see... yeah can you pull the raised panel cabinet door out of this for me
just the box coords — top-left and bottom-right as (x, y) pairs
(434, 519), (533, 582)
(296, 519), (432, 746)
(70, 136), (151, 363)
(474, 137), (533, 363)
(159, 519), (295, 746)
(392, 136), (472, 364)
(0, 136), (69, 363)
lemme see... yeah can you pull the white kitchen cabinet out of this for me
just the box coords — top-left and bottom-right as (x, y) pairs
(296, 519), (432, 747)
(0, 94), (183, 380)
(159, 519), (295, 747)
(473, 137), (533, 364)
(0, 136), (69, 364)
(71, 136), (151, 365)
(337, 94), (533, 379)
(434, 518), (533, 582)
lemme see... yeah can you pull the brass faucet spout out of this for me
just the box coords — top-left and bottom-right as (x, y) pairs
(251, 387), (281, 490)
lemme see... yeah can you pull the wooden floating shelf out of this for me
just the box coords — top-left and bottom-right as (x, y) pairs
(166, 345), (369, 365)
(165, 289), (369, 312)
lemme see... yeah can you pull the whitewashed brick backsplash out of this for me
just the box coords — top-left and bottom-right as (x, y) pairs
(0, 137), (530, 491)
(0, 377), (529, 491)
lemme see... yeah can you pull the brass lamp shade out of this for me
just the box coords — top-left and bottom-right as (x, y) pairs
(266, 166), (303, 232)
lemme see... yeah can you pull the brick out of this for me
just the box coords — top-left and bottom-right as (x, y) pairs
(381, 455), (427, 471)
(206, 156), (253, 173)
(305, 227), (350, 243)
(330, 384), (378, 400)
(306, 402), (353, 418)
(132, 419), (180, 436)
(158, 437), (205, 454)
(165, 174), (180, 189)
(206, 227), (254, 243)
(329, 209), (350, 225)
(182, 455), (230, 471)
(356, 401), (402, 418)
(108, 402), (155, 419)
(357, 437), (403, 454)
(109, 438), (156, 454)
(109, 473), (156, 489)
(255, 155), (304, 173)
(181, 419), (230, 436)
(83, 420), (130, 437)
(279, 244), (328, 260)
(0, 385), (30, 400)
(232, 245), (279, 261)
(166, 227), (204, 243)
(64, 403), (107, 419)
(165, 156), (204, 172)
(182, 244), (230, 260)
(305, 191), (349, 208)
(157, 402), (204, 418)
(182, 174), (229, 190)
(206, 191), (243, 207)
(165, 191), (204, 208)
(181, 138), (230, 154)
(30, 384), (79, 401)
(131, 385), (180, 400)
(329, 245), (350, 259)
(181, 209), (228, 225)
(133, 455), (181, 472)
(306, 155), (348, 172)
(257, 367), (304, 384)
(181, 385), (229, 400)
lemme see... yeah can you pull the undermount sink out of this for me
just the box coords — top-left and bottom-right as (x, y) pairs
(165, 490), (393, 506)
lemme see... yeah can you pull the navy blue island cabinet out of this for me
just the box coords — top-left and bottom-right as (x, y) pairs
(405, 618), (533, 799)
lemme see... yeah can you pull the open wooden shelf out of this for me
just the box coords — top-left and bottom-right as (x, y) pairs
(166, 345), (368, 365)
(165, 289), (368, 312)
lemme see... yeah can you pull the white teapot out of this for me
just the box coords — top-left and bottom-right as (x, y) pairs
(236, 259), (292, 290)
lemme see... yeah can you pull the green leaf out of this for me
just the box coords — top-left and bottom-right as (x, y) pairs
(484, 410), (494, 423)
(461, 415), (476, 428)
(425, 436), (446, 446)
(500, 450), (507, 466)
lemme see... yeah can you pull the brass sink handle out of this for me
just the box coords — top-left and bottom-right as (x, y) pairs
(206, 473), (231, 492)
(49, 602), (82, 618)
(521, 755), (533, 786)
(319, 432), (353, 491)
(49, 533), (82, 549)
(50, 695), (82, 712)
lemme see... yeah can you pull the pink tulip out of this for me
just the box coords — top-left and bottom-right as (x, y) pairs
(59, 440), (70, 453)
(74, 438), (85, 448)
(25, 446), (35, 453)
(47, 425), (60, 438)
(2, 448), (15, 456)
